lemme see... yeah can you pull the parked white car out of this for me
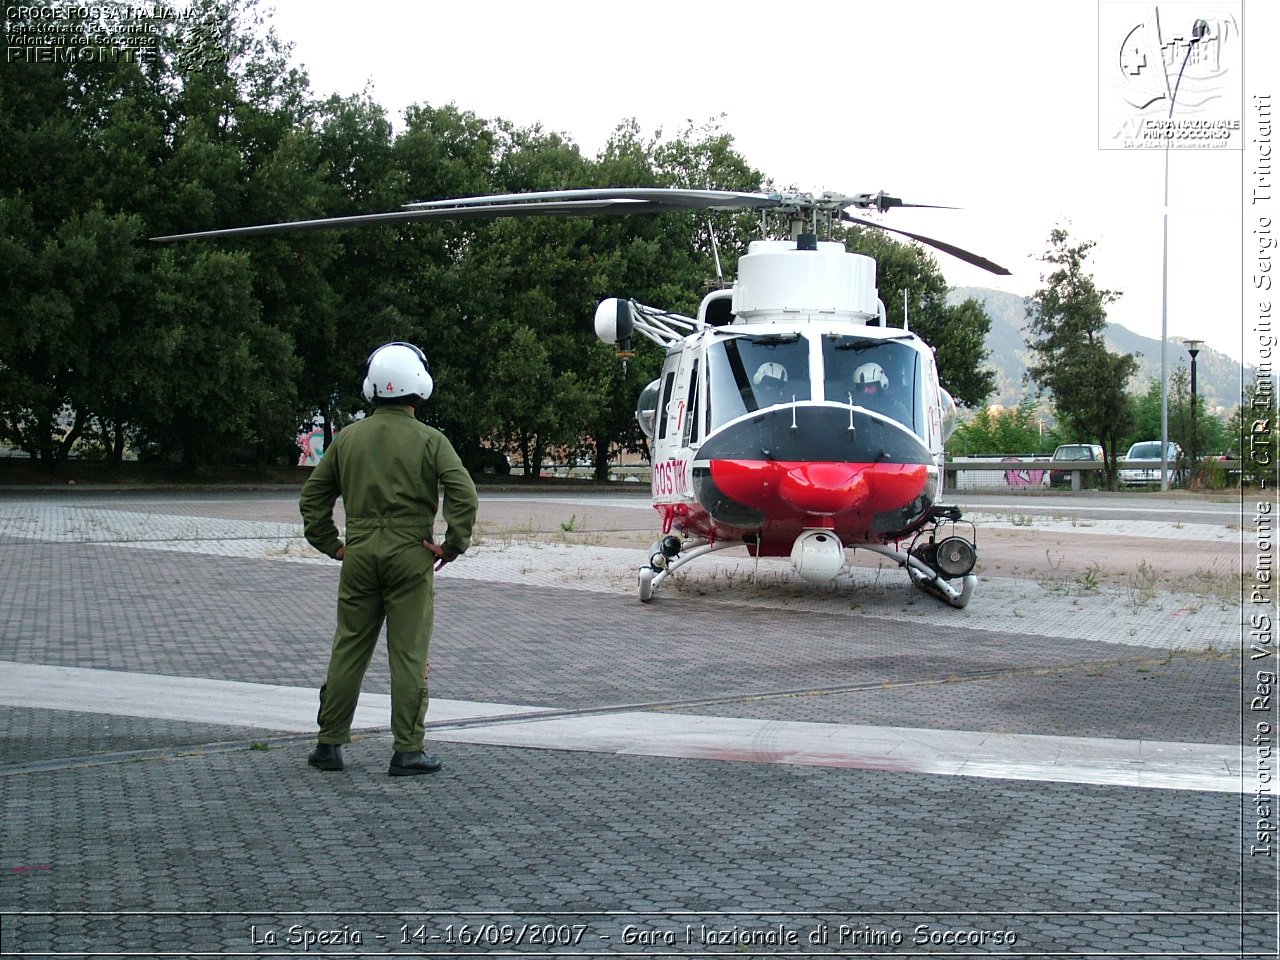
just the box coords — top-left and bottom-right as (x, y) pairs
(1119, 440), (1184, 486)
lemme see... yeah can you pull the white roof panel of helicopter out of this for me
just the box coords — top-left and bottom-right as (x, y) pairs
(733, 239), (880, 320)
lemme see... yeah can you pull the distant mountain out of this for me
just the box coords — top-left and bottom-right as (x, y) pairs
(948, 286), (1249, 414)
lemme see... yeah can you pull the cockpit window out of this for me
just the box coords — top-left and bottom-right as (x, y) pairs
(705, 334), (811, 432)
(822, 335), (923, 436)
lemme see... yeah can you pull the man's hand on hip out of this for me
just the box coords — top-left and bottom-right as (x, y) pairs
(423, 540), (450, 571)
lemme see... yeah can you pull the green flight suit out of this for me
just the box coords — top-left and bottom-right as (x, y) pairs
(300, 404), (479, 753)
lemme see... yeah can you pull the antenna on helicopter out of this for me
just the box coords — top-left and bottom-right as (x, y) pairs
(707, 220), (724, 287)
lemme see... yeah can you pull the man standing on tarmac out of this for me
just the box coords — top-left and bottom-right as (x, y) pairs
(300, 342), (478, 777)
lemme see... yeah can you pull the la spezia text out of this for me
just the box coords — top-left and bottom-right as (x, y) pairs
(246, 921), (1018, 950)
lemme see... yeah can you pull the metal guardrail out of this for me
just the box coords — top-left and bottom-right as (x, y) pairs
(944, 458), (1243, 492)
(521, 459), (1245, 491)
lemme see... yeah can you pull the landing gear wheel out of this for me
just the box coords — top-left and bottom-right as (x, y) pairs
(638, 567), (656, 603)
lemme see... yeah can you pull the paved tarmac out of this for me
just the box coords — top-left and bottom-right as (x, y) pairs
(0, 486), (1273, 958)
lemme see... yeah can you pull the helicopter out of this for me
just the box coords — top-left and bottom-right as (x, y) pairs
(155, 187), (1011, 609)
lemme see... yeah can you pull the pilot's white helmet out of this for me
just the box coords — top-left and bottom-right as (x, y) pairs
(853, 361), (889, 391)
(361, 342), (434, 402)
(752, 361), (788, 384)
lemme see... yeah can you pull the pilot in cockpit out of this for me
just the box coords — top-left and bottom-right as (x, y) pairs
(752, 361), (790, 407)
(853, 361), (910, 426)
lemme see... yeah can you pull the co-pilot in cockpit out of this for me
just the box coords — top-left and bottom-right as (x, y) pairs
(821, 335), (921, 435)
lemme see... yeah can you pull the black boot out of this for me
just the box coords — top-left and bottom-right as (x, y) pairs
(389, 750), (442, 776)
(308, 743), (344, 771)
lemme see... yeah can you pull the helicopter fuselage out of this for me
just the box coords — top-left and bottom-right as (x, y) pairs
(610, 239), (952, 554)
(646, 320), (946, 556)
(596, 236), (976, 604)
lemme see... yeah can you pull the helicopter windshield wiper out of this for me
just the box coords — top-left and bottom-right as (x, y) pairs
(731, 334), (800, 346)
(832, 335), (911, 351)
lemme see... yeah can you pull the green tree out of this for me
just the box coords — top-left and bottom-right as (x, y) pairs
(144, 247), (299, 466)
(0, 0), (329, 467)
(388, 103), (504, 469)
(947, 398), (1056, 456)
(571, 120), (754, 479)
(652, 118), (765, 282)
(487, 326), (590, 476)
(1025, 228), (1137, 488)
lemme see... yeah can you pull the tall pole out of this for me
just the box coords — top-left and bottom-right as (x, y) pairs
(1159, 17), (1208, 491)
(1184, 339), (1202, 483)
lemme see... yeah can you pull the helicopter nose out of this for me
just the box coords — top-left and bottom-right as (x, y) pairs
(776, 462), (869, 515)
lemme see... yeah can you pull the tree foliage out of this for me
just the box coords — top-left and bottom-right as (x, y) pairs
(1024, 228), (1137, 488)
(1128, 368), (1229, 460)
(947, 399), (1057, 456)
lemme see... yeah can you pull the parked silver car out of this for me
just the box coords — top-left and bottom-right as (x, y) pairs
(1119, 440), (1184, 486)
(1049, 443), (1103, 489)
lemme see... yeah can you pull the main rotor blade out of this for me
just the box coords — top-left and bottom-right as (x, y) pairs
(846, 192), (958, 212)
(152, 189), (782, 242)
(840, 212), (1011, 276)
(404, 187), (778, 212)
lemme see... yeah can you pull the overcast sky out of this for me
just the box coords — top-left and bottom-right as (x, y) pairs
(260, 0), (1273, 367)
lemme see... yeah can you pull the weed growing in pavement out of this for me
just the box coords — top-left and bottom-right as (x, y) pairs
(1125, 559), (1161, 611)
(1075, 563), (1103, 592)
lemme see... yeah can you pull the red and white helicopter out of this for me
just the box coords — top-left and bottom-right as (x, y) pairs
(156, 187), (1010, 608)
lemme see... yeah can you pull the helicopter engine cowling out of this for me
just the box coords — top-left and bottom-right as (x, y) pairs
(790, 529), (845, 584)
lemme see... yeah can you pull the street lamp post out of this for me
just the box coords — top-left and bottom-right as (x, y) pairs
(1183, 338), (1203, 483)
(1159, 17), (1210, 491)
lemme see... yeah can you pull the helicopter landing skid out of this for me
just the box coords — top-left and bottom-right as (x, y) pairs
(859, 543), (977, 609)
(638, 539), (737, 602)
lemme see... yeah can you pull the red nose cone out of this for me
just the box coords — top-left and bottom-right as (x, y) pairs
(777, 462), (869, 515)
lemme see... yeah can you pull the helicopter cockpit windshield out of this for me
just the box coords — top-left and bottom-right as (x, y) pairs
(822, 334), (922, 436)
(705, 333), (812, 431)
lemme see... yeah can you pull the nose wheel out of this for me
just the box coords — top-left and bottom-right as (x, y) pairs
(636, 539), (738, 602)
(638, 567), (657, 602)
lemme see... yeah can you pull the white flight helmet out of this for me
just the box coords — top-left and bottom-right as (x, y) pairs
(361, 342), (434, 402)
(853, 361), (889, 391)
(752, 361), (788, 384)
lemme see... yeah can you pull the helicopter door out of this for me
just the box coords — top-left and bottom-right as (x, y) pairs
(681, 355), (702, 448)
(653, 351), (681, 459)
(651, 349), (695, 501)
